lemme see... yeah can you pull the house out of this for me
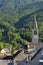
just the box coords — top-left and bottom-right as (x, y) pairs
(1, 48), (11, 56)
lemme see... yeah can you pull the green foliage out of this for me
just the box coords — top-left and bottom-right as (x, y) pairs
(0, 42), (10, 51)
(11, 40), (18, 55)
(0, 0), (43, 51)
(0, 29), (2, 41)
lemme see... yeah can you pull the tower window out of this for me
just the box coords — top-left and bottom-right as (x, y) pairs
(34, 30), (37, 35)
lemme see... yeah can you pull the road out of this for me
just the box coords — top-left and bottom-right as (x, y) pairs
(30, 49), (42, 65)
(0, 60), (14, 65)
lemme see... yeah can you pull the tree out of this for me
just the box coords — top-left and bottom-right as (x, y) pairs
(8, 31), (15, 43)
(0, 29), (2, 41)
(11, 40), (18, 55)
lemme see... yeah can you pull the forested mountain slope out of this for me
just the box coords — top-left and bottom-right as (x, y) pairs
(0, 0), (43, 50)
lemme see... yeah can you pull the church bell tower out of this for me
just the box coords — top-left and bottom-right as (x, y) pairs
(32, 16), (39, 43)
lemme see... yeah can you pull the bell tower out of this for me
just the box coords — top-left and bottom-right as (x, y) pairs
(32, 16), (39, 43)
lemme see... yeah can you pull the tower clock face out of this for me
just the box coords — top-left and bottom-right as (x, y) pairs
(34, 30), (37, 35)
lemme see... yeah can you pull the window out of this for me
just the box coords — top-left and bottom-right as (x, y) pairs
(34, 30), (37, 35)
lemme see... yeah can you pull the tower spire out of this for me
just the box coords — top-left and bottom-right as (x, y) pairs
(34, 16), (38, 29)
(32, 16), (39, 43)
